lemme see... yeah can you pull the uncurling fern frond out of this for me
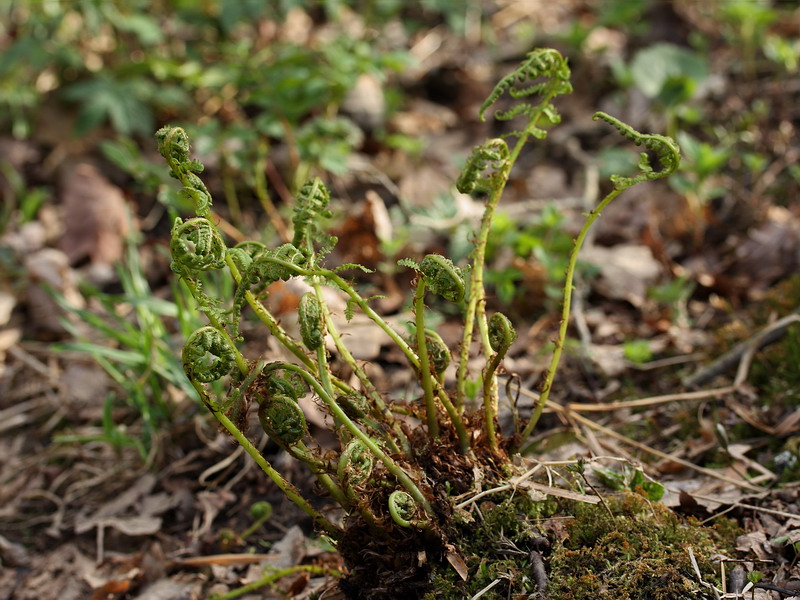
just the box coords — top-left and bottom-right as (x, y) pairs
(292, 177), (333, 248)
(182, 326), (236, 384)
(156, 126), (213, 216)
(479, 48), (572, 139)
(419, 254), (465, 303)
(338, 439), (375, 489)
(593, 112), (681, 189)
(231, 243), (307, 337)
(298, 292), (325, 351)
(228, 240), (267, 272)
(170, 217), (227, 277)
(456, 138), (510, 195)
(257, 393), (308, 445)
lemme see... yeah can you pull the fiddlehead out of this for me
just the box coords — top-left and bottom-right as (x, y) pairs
(228, 240), (267, 272)
(592, 112), (681, 189)
(266, 369), (308, 401)
(292, 177), (333, 252)
(479, 48), (572, 139)
(388, 490), (420, 529)
(155, 126), (213, 217)
(518, 115), (681, 449)
(298, 292), (325, 351)
(257, 393), (308, 445)
(337, 392), (370, 420)
(170, 217), (227, 277)
(419, 254), (466, 303)
(232, 243), (307, 336)
(488, 312), (517, 355)
(484, 312), (517, 452)
(337, 438), (375, 488)
(182, 326), (236, 383)
(423, 329), (451, 377)
(456, 138), (510, 195)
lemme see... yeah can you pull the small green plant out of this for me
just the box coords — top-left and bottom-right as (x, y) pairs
(156, 48), (680, 596)
(54, 232), (207, 456)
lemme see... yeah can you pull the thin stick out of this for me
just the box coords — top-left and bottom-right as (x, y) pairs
(566, 386), (737, 412)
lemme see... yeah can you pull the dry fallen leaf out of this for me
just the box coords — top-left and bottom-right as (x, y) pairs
(59, 161), (131, 283)
(584, 243), (662, 307)
(445, 545), (469, 581)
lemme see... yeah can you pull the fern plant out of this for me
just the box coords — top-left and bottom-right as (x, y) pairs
(156, 48), (680, 597)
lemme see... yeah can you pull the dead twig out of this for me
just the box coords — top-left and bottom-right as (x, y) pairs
(684, 313), (800, 389)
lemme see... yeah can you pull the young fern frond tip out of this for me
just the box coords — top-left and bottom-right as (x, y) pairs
(338, 439), (375, 488)
(419, 254), (465, 303)
(488, 312), (517, 354)
(593, 112), (681, 189)
(478, 48), (572, 138)
(183, 326), (236, 384)
(231, 243), (307, 336)
(170, 217), (227, 277)
(257, 393), (308, 445)
(299, 292), (325, 351)
(423, 329), (451, 376)
(456, 138), (510, 195)
(388, 490), (419, 529)
(292, 177), (333, 249)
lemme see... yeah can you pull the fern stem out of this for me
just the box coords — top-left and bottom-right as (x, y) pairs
(320, 270), (421, 370)
(315, 287), (409, 455)
(414, 280), (439, 438)
(264, 363), (434, 516)
(200, 382), (341, 537)
(518, 187), (623, 445)
(456, 137), (522, 409)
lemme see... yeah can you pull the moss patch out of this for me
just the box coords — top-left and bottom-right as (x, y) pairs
(548, 494), (737, 600)
(424, 492), (739, 599)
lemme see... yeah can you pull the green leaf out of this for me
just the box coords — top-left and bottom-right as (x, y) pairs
(623, 340), (652, 365)
(630, 43), (708, 103)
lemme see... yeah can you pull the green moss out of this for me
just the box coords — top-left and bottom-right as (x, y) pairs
(548, 494), (737, 600)
(424, 492), (739, 600)
(424, 493), (557, 599)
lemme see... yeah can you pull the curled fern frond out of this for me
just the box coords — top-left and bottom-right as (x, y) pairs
(423, 329), (451, 376)
(479, 48), (572, 138)
(292, 178), (332, 248)
(337, 392), (370, 420)
(232, 243), (307, 335)
(228, 241), (267, 272)
(155, 126), (212, 216)
(298, 292), (325, 351)
(257, 393), (308, 445)
(156, 126), (199, 173)
(266, 369), (308, 400)
(419, 254), (465, 303)
(592, 112), (681, 189)
(388, 490), (418, 528)
(337, 439), (375, 487)
(456, 138), (510, 195)
(182, 326), (236, 383)
(170, 217), (227, 277)
(488, 312), (517, 354)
